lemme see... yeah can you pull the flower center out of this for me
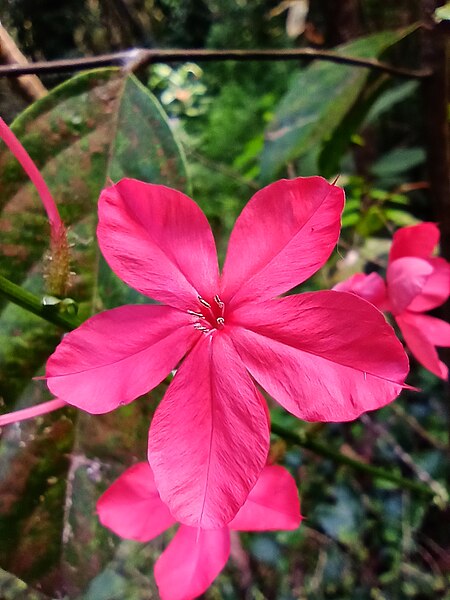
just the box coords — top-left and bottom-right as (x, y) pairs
(188, 295), (226, 334)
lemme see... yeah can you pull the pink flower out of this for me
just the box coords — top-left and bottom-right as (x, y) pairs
(46, 177), (408, 527)
(97, 462), (302, 600)
(335, 223), (450, 379)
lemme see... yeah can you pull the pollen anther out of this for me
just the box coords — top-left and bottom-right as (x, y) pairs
(187, 309), (205, 318)
(193, 323), (210, 332)
(214, 294), (224, 309)
(198, 296), (212, 309)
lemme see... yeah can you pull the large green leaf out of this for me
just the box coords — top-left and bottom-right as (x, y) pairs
(260, 29), (414, 181)
(318, 78), (420, 179)
(0, 68), (189, 597)
(0, 68), (188, 292)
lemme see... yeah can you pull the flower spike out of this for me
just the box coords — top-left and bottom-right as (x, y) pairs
(0, 117), (70, 295)
(0, 117), (62, 231)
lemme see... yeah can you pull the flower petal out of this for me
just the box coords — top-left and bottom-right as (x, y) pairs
(98, 179), (219, 310)
(407, 258), (450, 312)
(46, 305), (198, 413)
(155, 525), (230, 600)
(389, 222), (440, 262)
(148, 334), (270, 528)
(229, 291), (408, 422)
(387, 257), (433, 315)
(97, 463), (176, 542)
(229, 465), (302, 531)
(396, 312), (449, 379)
(405, 314), (450, 346)
(221, 177), (344, 307)
(333, 272), (387, 309)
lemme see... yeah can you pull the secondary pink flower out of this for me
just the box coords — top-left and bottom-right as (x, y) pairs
(97, 462), (302, 600)
(335, 223), (450, 379)
(46, 177), (408, 528)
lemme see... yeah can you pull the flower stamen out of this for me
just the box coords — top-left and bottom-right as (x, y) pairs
(191, 294), (226, 332)
(198, 296), (212, 309)
(187, 310), (205, 318)
(193, 323), (210, 332)
(214, 294), (224, 309)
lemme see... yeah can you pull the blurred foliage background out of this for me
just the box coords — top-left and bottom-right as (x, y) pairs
(0, 0), (449, 598)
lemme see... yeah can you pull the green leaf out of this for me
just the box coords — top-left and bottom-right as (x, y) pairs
(371, 147), (426, 178)
(79, 541), (166, 600)
(365, 80), (419, 124)
(341, 212), (360, 228)
(260, 29), (415, 181)
(319, 75), (391, 179)
(385, 208), (420, 227)
(316, 485), (365, 545)
(434, 2), (450, 22)
(0, 568), (52, 600)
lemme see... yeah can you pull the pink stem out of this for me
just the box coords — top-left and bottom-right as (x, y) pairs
(0, 117), (62, 231)
(0, 398), (67, 426)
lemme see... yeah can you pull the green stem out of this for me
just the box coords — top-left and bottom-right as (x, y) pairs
(271, 421), (447, 505)
(1, 273), (447, 506)
(0, 274), (80, 330)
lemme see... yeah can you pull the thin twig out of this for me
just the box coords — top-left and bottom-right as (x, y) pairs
(0, 48), (432, 79)
(360, 414), (448, 505)
(391, 402), (447, 450)
(271, 421), (447, 504)
(0, 24), (47, 101)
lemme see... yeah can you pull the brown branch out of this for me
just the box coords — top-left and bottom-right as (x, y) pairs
(0, 24), (47, 101)
(0, 47), (432, 79)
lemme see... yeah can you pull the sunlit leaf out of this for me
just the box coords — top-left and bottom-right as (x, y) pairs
(0, 567), (52, 599)
(261, 29), (415, 181)
(434, 2), (450, 22)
